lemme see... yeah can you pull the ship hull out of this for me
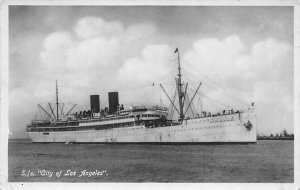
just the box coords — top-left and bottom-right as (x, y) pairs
(27, 109), (257, 144)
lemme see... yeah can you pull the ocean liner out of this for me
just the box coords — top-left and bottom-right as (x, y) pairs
(26, 49), (257, 143)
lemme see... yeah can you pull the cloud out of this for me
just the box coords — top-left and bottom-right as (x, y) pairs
(37, 17), (161, 96)
(117, 44), (172, 86)
(123, 23), (158, 45)
(37, 17), (171, 108)
(9, 16), (293, 138)
(40, 17), (158, 75)
(184, 35), (247, 79)
(183, 35), (291, 81)
(74, 17), (124, 40)
(182, 35), (293, 134)
(40, 32), (74, 72)
(115, 44), (174, 105)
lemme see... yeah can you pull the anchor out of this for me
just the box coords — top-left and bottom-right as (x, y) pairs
(244, 120), (253, 131)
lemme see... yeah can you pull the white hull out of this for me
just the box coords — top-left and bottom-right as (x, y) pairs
(27, 109), (257, 143)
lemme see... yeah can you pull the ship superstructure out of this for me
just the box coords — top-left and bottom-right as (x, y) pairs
(26, 49), (257, 143)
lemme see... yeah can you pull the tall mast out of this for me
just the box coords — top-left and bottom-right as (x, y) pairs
(175, 48), (184, 120)
(56, 80), (59, 121)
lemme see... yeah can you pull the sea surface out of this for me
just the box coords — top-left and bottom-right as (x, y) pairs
(8, 139), (293, 183)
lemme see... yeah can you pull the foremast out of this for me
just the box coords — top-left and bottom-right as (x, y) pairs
(174, 48), (184, 120)
(160, 48), (202, 121)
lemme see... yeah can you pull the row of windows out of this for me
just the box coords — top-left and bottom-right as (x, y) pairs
(79, 115), (135, 123)
(38, 123), (235, 136)
(28, 120), (236, 133)
(141, 114), (161, 118)
(189, 116), (236, 124)
(165, 124), (231, 133)
(28, 122), (135, 132)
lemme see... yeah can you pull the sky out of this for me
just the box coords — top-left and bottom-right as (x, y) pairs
(9, 6), (294, 138)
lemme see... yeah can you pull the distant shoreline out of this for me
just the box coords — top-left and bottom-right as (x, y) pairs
(257, 137), (294, 140)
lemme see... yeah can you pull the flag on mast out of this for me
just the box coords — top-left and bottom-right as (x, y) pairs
(174, 48), (178, 53)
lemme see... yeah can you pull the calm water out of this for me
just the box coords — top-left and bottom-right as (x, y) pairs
(8, 139), (293, 182)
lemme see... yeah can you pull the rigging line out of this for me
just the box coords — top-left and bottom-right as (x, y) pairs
(200, 94), (230, 109)
(62, 103), (65, 115)
(203, 97), (223, 111)
(167, 103), (171, 118)
(185, 97), (194, 118)
(48, 103), (57, 120)
(75, 104), (86, 114)
(38, 111), (48, 120)
(169, 104), (174, 120)
(207, 96), (223, 110)
(166, 87), (177, 119)
(182, 83), (188, 108)
(120, 82), (174, 97)
(181, 67), (225, 93)
(160, 84), (181, 115)
(59, 103), (65, 117)
(195, 97), (202, 114)
(181, 68), (229, 100)
(182, 61), (221, 86)
(66, 104), (77, 115)
(198, 92), (231, 109)
(186, 87), (232, 109)
(159, 87), (164, 107)
(181, 70), (212, 91)
(38, 104), (55, 120)
(184, 82), (201, 116)
(187, 87), (231, 107)
(185, 71), (248, 106)
(190, 94), (197, 117)
(169, 87), (178, 120)
(193, 73), (247, 106)
(185, 94), (195, 117)
(182, 63), (248, 105)
(170, 90), (177, 120)
(194, 92), (222, 111)
(50, 97), (58, 113)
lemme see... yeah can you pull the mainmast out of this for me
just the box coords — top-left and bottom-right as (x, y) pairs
(56, 80), (59, 121)
(175, 48), (184, 120)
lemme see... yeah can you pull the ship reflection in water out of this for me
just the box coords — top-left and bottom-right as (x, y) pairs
(8, 139), (293, 182)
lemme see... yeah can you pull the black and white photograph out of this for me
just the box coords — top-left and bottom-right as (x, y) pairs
(0, 1), (299, 189)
